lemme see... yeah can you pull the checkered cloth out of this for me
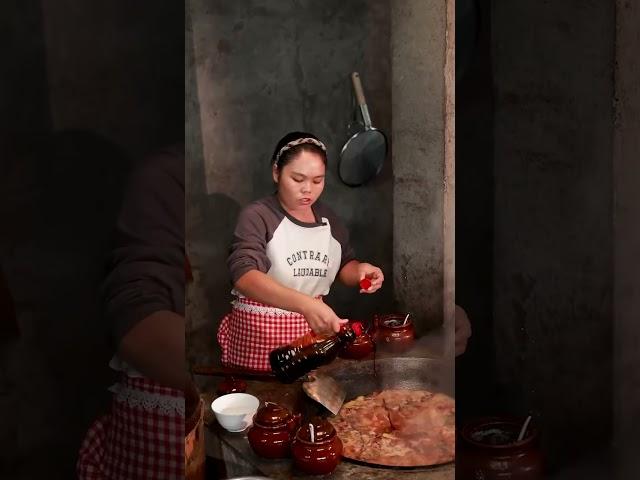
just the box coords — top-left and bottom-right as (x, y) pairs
(77, 376), (184, 480)
(217, 297), (312, 371)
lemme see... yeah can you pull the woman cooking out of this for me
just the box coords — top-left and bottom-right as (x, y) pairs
(218, 131), (384, 371)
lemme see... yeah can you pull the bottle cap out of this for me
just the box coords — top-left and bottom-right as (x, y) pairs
(351, 321), (363, 337)
(359, 278), (372, 290)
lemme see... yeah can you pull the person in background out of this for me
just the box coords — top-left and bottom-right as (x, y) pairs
(218, 131), (385, 372)
(455, 304), (472, 356)
(77, 145), (197, 480)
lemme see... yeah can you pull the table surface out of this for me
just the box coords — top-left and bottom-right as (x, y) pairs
(197, 328), (455, 479)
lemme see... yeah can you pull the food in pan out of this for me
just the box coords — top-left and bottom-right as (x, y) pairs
(329, 389), (454, 467)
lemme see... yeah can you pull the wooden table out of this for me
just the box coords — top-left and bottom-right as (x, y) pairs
(196, 330), (455, 479)
(201, 382), (454, 480)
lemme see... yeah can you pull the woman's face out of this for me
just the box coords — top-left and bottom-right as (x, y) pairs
(273, 150), (326, 211)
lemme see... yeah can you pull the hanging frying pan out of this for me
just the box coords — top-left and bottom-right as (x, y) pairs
(338, 72), (388, 187)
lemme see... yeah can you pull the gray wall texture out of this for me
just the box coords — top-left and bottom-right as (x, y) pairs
(1, 2), (183, 478)
(391, 0), (452, 335)
(492, 0), (615, 469)
(186, 0), (396, 365)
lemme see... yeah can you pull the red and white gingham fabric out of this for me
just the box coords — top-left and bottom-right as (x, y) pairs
(77, 376), (184, 480)
(217, 297), (312, 371)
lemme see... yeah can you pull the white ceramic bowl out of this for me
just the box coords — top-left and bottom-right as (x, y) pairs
(211, 393), (260, 432)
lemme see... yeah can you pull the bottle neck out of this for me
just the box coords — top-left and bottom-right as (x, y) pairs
(314, 327), (355, 353)
(337, 326), (356, 343)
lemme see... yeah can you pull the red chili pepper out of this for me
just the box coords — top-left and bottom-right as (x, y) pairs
(359, 278), (371, 290)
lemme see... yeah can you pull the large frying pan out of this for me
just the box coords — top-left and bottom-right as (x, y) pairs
(311, 357), (455, 470)
(321, 357), (453, 400)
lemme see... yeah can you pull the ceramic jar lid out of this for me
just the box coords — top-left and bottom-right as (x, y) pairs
(295, 417), (336, 443)
(254, 402), (293, 427)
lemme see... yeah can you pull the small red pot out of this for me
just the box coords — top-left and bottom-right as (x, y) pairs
(216, 376), (247, 396)
(458, 417), (544, 480)
(292, 417), (342, 475)
(374, 313), (416, 352)
(247, 402), (301, 459)
(339, 320), (375, 359)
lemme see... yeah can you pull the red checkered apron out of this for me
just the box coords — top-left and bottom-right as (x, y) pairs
(77, 376), (184, 480)
(217, 297), (313, 371)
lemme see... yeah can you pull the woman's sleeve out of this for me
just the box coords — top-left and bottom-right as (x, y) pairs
(102, 151), (184, 348)
(227, 204), (272, 284)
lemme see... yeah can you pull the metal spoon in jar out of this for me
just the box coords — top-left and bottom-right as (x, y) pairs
(517, 415), (532, 442)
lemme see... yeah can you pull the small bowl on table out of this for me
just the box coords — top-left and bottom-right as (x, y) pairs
(211, 393), (260, 433)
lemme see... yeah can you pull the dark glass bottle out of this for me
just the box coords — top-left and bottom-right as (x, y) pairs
(269, 322), (363, 383)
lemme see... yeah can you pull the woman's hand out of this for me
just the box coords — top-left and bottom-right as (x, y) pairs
(301, 297), (347, 335)
(357, 263), (384, 294)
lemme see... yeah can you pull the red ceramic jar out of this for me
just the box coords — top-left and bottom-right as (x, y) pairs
(339, 320), (375, 359)
(374, 313), (416, 352)
(216, 376), (247, 396)
(338, 331), (375, 359)
(458, 417), (544, 480)
(292, 417), (342, 475)
(247, 402), (301, 459)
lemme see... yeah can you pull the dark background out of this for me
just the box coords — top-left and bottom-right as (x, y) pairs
(2, 1), (639, 479)
(0, 2), (183, 478)
(455, 0), (496, 422)
(456, 0), (640, 477)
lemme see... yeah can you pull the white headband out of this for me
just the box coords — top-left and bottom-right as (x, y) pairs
(275, 137), (327, 164)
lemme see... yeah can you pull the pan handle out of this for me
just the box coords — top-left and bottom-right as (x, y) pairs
(351, 72), (368, 106)
(191, 364), (278, 381)
(351, 72), (373, 129)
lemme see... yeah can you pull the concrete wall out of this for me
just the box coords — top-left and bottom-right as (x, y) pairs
(492, 0), (615, 469)
(186, 0), (395, 365)
(390, 0), (452, 336)
(613, 0), (640, 476)
(1, 2), (183, 477)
